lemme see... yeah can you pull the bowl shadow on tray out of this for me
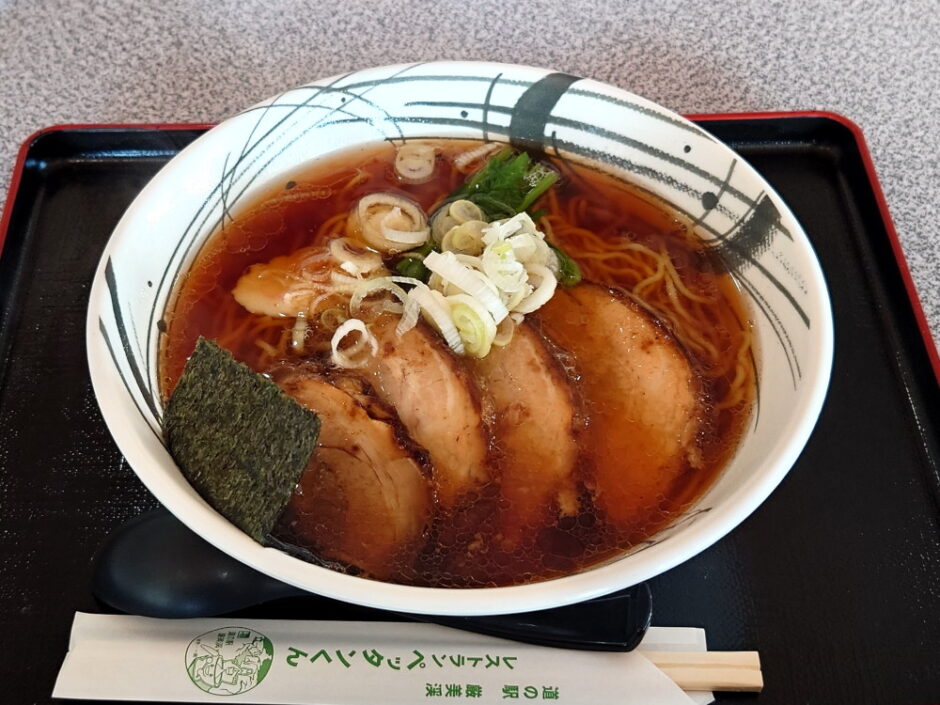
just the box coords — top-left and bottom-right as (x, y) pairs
(92, 508), (654, 652)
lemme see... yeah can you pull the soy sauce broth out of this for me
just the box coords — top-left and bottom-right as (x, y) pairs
(161, 141), (754, 587)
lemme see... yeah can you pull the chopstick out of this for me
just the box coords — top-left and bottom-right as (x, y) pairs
(641, 651), (763, 692)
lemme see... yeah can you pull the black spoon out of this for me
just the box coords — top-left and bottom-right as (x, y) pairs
(92, 509), (652, 651)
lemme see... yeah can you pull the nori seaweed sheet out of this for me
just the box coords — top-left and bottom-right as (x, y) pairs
(163, 338), (320, 542)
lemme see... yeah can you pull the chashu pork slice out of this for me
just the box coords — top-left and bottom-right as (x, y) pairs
(360, 316), (490, 508)
(532, 282), (700, 528)
(277, 372), (431, 578)
(232, 245), (335, 318)
(472, 323), (579, 547)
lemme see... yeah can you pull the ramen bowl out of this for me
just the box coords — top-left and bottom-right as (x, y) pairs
(86, 61), (833, 616)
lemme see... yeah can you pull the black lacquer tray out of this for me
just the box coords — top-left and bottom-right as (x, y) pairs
(0, 114), (938, 705)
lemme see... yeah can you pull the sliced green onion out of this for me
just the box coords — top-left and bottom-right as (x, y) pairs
(441, 220), (486, 255)
(492, 314), (516, 347)
(500, 283), (531, 311)
(331, 318), (379, 369)
(351, 193), (430, 252)
(330, 270), (365, 292)
(481, 240), (527, 293)
(513, 264), (558, 314)
(430, 210), (458, 244)
(448, 199), (485, 224)
(396, 291), (421, 336)
(424, 251), (509, 323)
(381, 207), (431, 245)
(328, 237), (384, 275)
(395, 143), (437, 184)
(291, 312), (308, 353)
(452, 142), (502, 171)
(319, 307), (347, 331)
(447, 293), (497, 358)
(406, 284), (464, 354)
(350, 276), (418, 315)
(482, 213), (527, 246)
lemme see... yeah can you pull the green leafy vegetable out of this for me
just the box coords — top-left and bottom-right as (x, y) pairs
(448, 148), (559, 221)
(163, 337), (320, 542)
(426, 147), (582, 292)
(549, 243), (582, 287)
(395, 256), (430, 282)
(393, 239), (437, 283)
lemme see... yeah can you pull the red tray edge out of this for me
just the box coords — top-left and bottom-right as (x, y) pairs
(2, 113), (938, 385)
(0, 122), (216, 260)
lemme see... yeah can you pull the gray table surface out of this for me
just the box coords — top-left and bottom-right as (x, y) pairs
(1, 0), (938, 354)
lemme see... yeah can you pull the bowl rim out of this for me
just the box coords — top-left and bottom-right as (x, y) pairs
(86, 60), (834, 616)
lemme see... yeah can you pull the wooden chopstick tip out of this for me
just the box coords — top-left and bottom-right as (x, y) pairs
(640, 651), (763, 693)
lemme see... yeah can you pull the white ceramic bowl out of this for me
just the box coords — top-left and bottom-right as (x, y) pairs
(87, 61), (833, 616)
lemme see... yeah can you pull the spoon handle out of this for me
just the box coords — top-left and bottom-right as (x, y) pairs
(93, 509), (651, 651)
